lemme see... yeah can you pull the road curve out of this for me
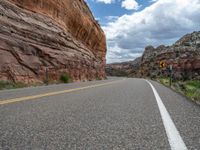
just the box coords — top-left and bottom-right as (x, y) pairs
(0, 78), (199, 149)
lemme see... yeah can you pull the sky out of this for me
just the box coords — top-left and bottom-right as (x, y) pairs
(85, 0), (200, 63)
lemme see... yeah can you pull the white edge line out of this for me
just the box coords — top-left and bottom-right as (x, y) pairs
(145, 80), (187, 150)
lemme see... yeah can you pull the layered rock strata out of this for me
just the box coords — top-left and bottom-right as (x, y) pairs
(0, 0), (106, 83)
(139, 31), (200, 79)
(106, 31), (200, 80)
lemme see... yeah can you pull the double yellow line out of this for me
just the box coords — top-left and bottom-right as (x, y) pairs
(0, 80), (122, 106)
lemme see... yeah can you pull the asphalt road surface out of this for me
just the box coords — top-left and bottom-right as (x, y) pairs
(0, 78), (199, 150)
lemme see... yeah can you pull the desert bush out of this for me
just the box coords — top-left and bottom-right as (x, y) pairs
(60, 74), (70, 83)
(0, 80), (26, 90)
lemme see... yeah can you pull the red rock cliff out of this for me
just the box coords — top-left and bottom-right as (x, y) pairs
(0, 0), (106, 83)
(106, 31), (200, 80)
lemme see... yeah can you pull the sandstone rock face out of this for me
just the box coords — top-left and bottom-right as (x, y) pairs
(139, 31), (200, 80)
(0, 0), (106, 83)
(106, 31), (200, 80)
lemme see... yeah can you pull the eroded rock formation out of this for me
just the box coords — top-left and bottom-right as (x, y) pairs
(0, 0), (106, 83)
(139, 31), (200, 80)
(106, 57), (141, 77)
(106, 31), (200, 80)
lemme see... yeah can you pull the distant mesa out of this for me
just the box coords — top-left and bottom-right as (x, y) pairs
(106, 31), (200, 80)
(0, 0), (106, 84)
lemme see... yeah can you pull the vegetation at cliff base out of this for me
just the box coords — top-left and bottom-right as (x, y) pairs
(183, 80), (200, 101)
(159, 78), (170, 85)
(186, 80), (200, 89)
(60, 74), (71, 83)
(158, 78), (200, 102)
(0, 80), (27, 90)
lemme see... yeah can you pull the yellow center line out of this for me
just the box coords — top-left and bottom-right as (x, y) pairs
(0, 80), (123, 105)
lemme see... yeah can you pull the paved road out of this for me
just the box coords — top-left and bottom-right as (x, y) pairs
(0, 78), (199, 149)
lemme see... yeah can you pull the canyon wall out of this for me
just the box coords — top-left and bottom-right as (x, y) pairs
(139, 31), (200, 80)
(106, 31), (200, 80)
(106, 57), (141, 77)
(0, 0), (106, 83)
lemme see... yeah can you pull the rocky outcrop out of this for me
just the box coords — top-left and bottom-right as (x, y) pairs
(106, 57), (141, 77)
(0, 0), (106, 83)
(106, 62), (130, 77)
(106, 31), (200, 80)
(139, 31), (200, 80)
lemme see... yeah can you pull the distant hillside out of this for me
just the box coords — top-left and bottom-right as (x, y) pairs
(106, 57), (141, 77)
(106, 31), (200, 80)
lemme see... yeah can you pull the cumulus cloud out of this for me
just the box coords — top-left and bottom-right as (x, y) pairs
(121, 0), (140, 10)
(107, 44), (143, 62)
(149, 0), (158, 2)
(104, 0), (200, 63)
(105, 16), (119, 21)
(96, 0), (115, 4)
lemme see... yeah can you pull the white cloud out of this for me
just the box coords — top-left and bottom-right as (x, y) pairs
(106, 44), (142, 63)
(149, 0), (158, 2)
(121, 0), (140, 10)
(105, 16), (119, 21)
(104, 0), (200, 63)
(95, 17), (101, 21)
(96, 0), (115, 4)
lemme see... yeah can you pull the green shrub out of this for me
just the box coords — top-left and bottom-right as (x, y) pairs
(60, 74), (70, 83)
(159, 77), (170, 86)
(184, 88), (200, 101)
(96, 76), (103, 80)
(186, 80), (200, 89)
(0, 80), (11, 90)
(0, 80), (26, 90)
(184, 80), (200, 101)
(158, 78), (200, 102)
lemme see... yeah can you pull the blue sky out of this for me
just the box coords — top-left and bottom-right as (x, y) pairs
(85, 0), (200, 63)
(87, 0), (152, 25)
